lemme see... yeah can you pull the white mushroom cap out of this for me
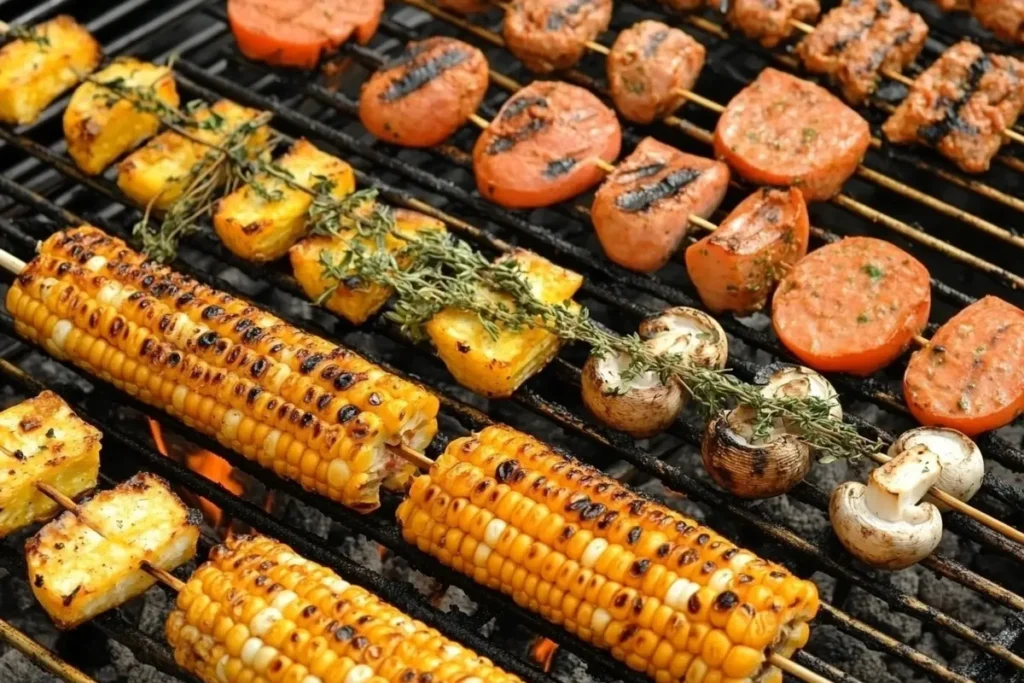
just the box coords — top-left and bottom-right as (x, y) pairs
(830, 445), (944, 570)
(581, 350), (683, 438)
(888, 427), (983, 511)
(638, 307), (728, 371)
(758, 364), (842, 422)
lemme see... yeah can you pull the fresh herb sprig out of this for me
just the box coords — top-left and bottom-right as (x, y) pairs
(4, 23), (50, 47)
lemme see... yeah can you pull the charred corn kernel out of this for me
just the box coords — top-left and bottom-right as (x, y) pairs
(291, 208), (445, 325)
(168, 535), (522, 683)
(398, 425), (819, 683)
(216, 138), (354, 263)
(38, 226), (439, 452)
(118, 99), (271, 211)
(0, 16), (102, 125)
(64, 58), (179, 175)
(0, 391), (100, 538)
(26, 473), (198, 629)
(426, 249), (583, 398)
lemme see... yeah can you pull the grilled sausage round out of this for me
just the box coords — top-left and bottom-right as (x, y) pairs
(360, 38), (489, 147)
(473, 80), (621, 208)
(607, 20), (706, 124)
(503, 0), (612, 73)
(591, 137), (730, 273)
(714, 68), (870, 202)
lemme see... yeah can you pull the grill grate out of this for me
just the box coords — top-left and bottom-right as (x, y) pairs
(0, 1), (1022, 682)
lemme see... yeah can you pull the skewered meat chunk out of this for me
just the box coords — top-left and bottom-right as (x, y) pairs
(360, 37), (489, 148)
(503, 0), (613, 73)
(714, 0), (821, 48)
(972, 0), (1024, 43)
(607, 21), (707, 124)
(426, 250), (583, 397)
(0, 16), (102, 126)
(473, 80), (621, 208)
(214, 138), (355, 262)
(685, 188), (810, 314)
(796, 0), (929, 104)
(118, 100), (271, 213)
(26, 473), (199, 629)
(882, 42), (1024, 173)
(435, 0), (491, 12)
(904, 296), (1024, 436)
(772, 237), (931, 375)
(398, 424), (820, 683)
(291, 208), (447, 324)
(64, 58), (180, 175)
(0, 392), (101, 538)
(591, 137), (730, 273)
(714, 68), (871, 201)
(167, 535), (523, 683)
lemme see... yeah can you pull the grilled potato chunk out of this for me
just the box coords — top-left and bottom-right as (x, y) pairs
(214, 138), (355, 262)
(0, 391), (100, 538)
(427, 250), (583, 397)
(0, 16), (102, 125)
(64, 58), (179, 175)
(26, 473), (199, 629)
(291, 207), (446, 324)
(118, 99), (271, 211)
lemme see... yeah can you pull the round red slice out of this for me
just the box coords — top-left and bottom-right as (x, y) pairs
(772, 237), (931, 375)
(473, 81), (621, 209)
(360, 38), (489, 148)
(904, 296), (1024, 436)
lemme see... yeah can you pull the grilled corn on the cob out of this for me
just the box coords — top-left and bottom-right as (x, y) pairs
(397, 425), (819, 683)
(118, 99), (272, 211)
(426, 250), (583, 397)
(167, 534), (522, 683)
(0, 391), (100, 538)
(64, 58), (180, 175)
(26, 472), (199, 629)
(215, 138), (355, 262)
(0, 16), (102, 125)
(291, 208), (446, 325)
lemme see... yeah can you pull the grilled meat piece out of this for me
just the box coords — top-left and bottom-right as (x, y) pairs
(503, 0), (612, 73)
(434, 0), (491, 11)
(0, 392), (100, 538)
(662, 0), (705, 10)
(882, 41), (1024, 173)
(714, 0), (821, 47)
(398, 424), (820, 683)
(714, 68), (871, 201)
(972, 0), (1024, 43)
(473, 80), (621, 208)
(796, 0), (928, 104)
(592, 137), (730, 273)
(27, 473), (199, 630)
(607, 20), (706, 124)
(359, 37), (489, 147)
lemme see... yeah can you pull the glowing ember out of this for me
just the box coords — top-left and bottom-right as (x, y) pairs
(530, 637), (559, 672)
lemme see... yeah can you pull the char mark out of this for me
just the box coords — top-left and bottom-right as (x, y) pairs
(546, 0), (593, 30)
(918, 54), (991, 146)
(615, 168), (701, 212)
(543, 157), (578, 178)
(486, 118), (550, 154)
(382, 42), (433, 71)
(618, 162), (667, 183)
(644, 29), (670, 59)
(501, 95), (548, 120)
(380, 49), (472, 102)
(827, 1), (892, 56)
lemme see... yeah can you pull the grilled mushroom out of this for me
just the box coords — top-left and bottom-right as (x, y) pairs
(757, 363), (842, 422)
(639, 307), (728, 370)
(701, 406), (811, 499)
(582, 350), (684, 437)
(830, 445), (943, 570)
(888, 427), (983, 510)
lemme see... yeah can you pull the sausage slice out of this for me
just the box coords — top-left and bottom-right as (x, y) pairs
(607, 20), (706, 124)
(772, 237), (931, 375)
(503, 0), (612, 73)
(591, 137), (729, 273)
(714, 68), (870, 202)
(473, 81), (621, 208)
(716, 0), (821, 48)
(685, 187), (810, 314)
(904, 296), (1024, 436)
(360, 38), (489, 148)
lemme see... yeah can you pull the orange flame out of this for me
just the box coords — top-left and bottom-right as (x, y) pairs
(529, 638), (559, 672)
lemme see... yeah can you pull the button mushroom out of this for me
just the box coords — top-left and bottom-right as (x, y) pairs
(757, 364), (842, 422)
(888, 427), (983, 510)
(581, 350), (684, 437)
(638, 306), (728, 370)
(830, 445), (944, 569)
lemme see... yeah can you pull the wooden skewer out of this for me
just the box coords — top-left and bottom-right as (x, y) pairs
(0, 617), (98, 683)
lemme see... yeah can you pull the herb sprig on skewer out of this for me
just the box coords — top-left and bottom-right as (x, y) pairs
(95, 74), (883, 463)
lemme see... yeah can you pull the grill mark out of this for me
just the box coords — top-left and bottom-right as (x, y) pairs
(380, 49), (472, 103)
(618, 162), (666, 183)
(546, 0), (593, 30)
(615, 168), (702, 212)
(918, 54), (991, 146)
(486, 118), (550, 154)
(643, 29), (670, 59)
(501, 95), (548, 120)
(543, 157), (578, 178)
(827, 0), (892, 56)
(382, 42), (432, 70)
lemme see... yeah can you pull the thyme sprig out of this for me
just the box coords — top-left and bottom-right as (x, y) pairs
(4, 24), (50, 47)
